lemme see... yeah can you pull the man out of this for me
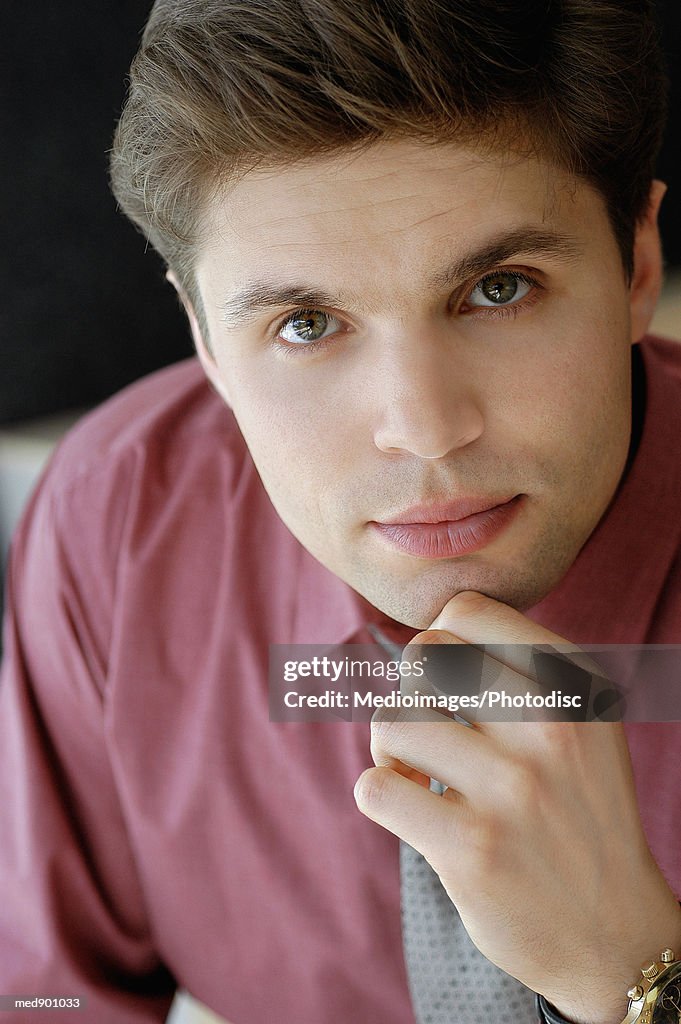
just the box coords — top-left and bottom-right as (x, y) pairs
(1, 1), (680, 1023)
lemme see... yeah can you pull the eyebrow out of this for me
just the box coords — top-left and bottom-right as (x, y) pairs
(219, 227), (582, 329)
(430, 227), (582, 291)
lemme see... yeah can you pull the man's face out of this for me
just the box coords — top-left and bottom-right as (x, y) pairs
(192, 140), (650, 629)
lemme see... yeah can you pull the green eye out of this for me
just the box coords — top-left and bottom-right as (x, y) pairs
(468, 272), (532, 307)
(279, 309), (339, 344)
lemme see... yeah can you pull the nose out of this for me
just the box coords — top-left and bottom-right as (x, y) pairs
(371, 334), (484, 459)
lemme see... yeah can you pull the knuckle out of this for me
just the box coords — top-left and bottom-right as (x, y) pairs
(465, 816), (505, 879)
(502, 759), (540, 808)
(353, 766), (395, 812)
(370, 706), (414, 749)
(532, 720), (576, 752)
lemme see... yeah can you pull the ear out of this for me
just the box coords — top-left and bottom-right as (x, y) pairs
(629, 180), (666, 345)
(165, 270), (232, 406)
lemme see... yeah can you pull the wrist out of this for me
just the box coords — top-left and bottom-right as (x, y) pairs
(539, 899), (681, 1024)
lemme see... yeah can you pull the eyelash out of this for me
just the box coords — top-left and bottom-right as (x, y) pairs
(273, 268), (542, 356)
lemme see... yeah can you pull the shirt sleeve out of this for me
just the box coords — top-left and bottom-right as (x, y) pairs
(0, 460), (176, 1022)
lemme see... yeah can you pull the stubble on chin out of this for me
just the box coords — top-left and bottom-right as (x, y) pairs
(349, 528), (583, 629)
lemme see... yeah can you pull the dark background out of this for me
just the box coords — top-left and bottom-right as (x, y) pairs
(1, 2), (680, 424)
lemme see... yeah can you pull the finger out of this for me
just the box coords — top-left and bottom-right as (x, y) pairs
(404, 629), (509, 725)
(430, 591), (567, 645)
(353, 764), (469, 867)
(423, 594), (620, 722)
(429, 591), (609, 686)
(369, 702), (500, 795)
(378, 754), (431, 790)
(400, 629), (488, 726)
(410, 634), (586, 725)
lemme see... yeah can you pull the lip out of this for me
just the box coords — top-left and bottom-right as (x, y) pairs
(378, 495), (518, 525)
(370, 494), (523, 559)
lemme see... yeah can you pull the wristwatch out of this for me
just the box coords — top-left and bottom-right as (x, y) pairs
(620, 948), (681, 1023)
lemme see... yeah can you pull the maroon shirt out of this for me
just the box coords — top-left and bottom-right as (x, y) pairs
(1, 337), (680, 1024)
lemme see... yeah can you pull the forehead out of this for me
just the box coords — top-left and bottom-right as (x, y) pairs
(196, 139), (604, 295)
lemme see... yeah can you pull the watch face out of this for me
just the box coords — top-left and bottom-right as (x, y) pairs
(653, 977), (681, 1022)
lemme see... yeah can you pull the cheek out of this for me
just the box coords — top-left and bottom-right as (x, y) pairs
(482, 316), (631, 486)
(525, 328), (631, 486)
(223, 377), (359, 530)
(547, 327), (630, 438)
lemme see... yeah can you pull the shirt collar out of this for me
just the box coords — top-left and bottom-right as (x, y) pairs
(291, 543), (418, 647)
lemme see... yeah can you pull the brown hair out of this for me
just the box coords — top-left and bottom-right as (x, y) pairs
(110, 0), (667, 336)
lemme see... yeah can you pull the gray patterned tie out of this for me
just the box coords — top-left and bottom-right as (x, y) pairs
(399, 835), (537, 1023)
(368, 625), (538, 1023)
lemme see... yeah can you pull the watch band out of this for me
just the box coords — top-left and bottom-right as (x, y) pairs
(535, 992), (572, 1024)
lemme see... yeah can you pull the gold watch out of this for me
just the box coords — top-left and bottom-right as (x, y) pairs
(620, 949), (681, 1023)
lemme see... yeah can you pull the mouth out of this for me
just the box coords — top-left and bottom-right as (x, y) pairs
(370, 494), (523, 559)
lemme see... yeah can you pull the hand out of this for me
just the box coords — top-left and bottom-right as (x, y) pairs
(354, 591), (681, 1024)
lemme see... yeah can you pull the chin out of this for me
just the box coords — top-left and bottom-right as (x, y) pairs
(362, 569), (558, 630)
